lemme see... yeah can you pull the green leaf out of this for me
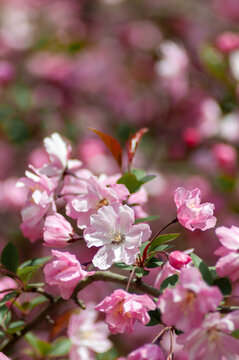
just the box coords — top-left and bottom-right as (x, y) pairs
(134, 268), (149, 278)
(19, 256), (51, 269)
(48, 338), (71, 357)
(96, 348), (118, 360)
(114, 263), (134, 271)
(213, 277), (232, 296)
(7, 320), (25, 334)
(149, 234), (180, 252)
(146, 308), (161, 326)
(145, 257), (164, 269)
(190, 253), (213, 285)
(20, 295), (47, 311)
(0, 305), (11, 325)
(25, 332), (52, 356)
(17, 265), (40, 283)
(140, 175), (156, 183)
(1, 242), (19, 273)
(117, 173), (142, 193)
(131, 168), (146, 180)
(0, 291), (18, 306)
(135, 215), (160, 224)
(232, 329), (239, 339)
(160, 274), (179, 292)
(140, 241), (150, 256)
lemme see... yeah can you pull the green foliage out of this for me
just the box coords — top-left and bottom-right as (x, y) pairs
(117, 169), (156, 194)
(7, 320), (25, 334)
(0, 305), (11, 326)
(0, 291), (18, 307)
(145, 257), (163, 268)
(149, 233), (180, 253)
(146, 308), (161, 326)
(114, 263), (134, 271)
(134, 268), (149, 278)
(190, 253), (213, 285)
(25, 333), (71, 358)
(17, 256), (51, 284)
(96, 348), (118, 360)
(135, 215), (160, 224)
(213, 277), (232, 296)
(160, 274), (179, 292)
(1, 242), (19, 273)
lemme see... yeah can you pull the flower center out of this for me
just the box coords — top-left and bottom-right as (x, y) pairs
(96, 198), (109, 209)
(208, 327), (219, 343)
(182, 290), (196, 313)
(110, 231), (125, 244)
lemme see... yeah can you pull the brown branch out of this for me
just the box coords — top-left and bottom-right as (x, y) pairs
(1, 270), (161, 354)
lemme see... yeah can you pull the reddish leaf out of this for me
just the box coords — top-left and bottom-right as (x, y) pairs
(50, 309), (75, 340)
(88, 128), (122, 168)
(127, 128), (148, 166)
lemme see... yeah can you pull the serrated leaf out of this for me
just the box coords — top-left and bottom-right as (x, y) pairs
(1, 243), (19, 273)
(0, 291), (18, 306)
(127, 128), (148, 166)
(160, 274), (179, 291)
(149, 234), (180, 252)
(190, 253), (213, 285)
(48, 338), (71, 357)
(213, 277), (232, 296)
(135, 215), (160, 224)
(146, 308), (161, 326)
(88, 128), (122, 168)
(134, 268), (149, 278)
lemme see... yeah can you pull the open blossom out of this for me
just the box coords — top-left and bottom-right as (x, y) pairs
(174, 187), (217, 231)
(177, 311), (239, 360)
(84, 203), (151, 270)
(155, 251), (191, 288)
(215, 225), (239, 281)
(43, 213), (78, 247)
(44, 250), (94, 299)
(66, 175), (129, 229)
(95, 289), (156, 334)
(68, 303), (112, 360)
(17, 167), (56, 242)
(39, 132), (82, 178)
(157, 267), (222, 332)
(127, 344), (165, 360)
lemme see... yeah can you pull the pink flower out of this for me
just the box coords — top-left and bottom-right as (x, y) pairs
(215, 226), (239, 281)
(174, 187), (217, 231)
(43, 213), (78, 247)
(44, 250), (94, 299)
(169, 251), (191, 270)
(0, 353), (11, 360)
(157, 267), (222, 332)
(66, 175), (129, 229)
(68, 303), (112, 360)
(0, 277), (17, 301)
(177, 311), (239, 360)
(84, 203), (151, 270)
(17, 167), (56, 242)
(39, 132), (82, 178)
(127, 344), (165, 360)
(95, 289), (156, 334)
(216, 32), (239, 53)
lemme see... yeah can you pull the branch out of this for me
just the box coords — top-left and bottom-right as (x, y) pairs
(2, 270), (161, 353)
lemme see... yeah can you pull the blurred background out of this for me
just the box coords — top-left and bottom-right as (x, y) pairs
(1, 0), (239, 356)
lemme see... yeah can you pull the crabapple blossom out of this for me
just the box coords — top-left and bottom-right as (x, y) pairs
(17, 167), (56, 242)
(0, 353), (11, 360)
(177, 311), (239, 360)
(68, 303), (112, 360)
(66, 175), (129, 229)
(95, 289), (156, 334)
(174, 187), (217, 231)
(126, 344), (165, 360)
(215, 225), (239, 281)
(84, 203), (151, 270)
(43, 213), (78, 247)
(157, 267), (222, 332)
(154, 251), (191, 289)
(44, 250), (94, 299)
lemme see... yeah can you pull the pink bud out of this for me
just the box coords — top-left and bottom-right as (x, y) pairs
(169, 251), (191, 270)
(216, 32), (239, 53)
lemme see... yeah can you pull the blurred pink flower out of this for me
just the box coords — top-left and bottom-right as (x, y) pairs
(215, 226), (239, 281)
(0, 277), (17, 301)
(177, 311), (239, 360)
(216, 32), (239, 53)
(0, 60), (15, 85)
(0, 353), (11, 360)
(157, 267), (222, 332)
(174, 187), (217, 231)
(212, 143), (237, 174)
(68, 303), (112, 360)
(43, 213), (78, 247)
(95, 289), (156, 334)
(127, 344), (165, 360)
(44, 250), (94, 299)
(66, 175), (129, 229)
(17, 167), (56, 242)
(84, 203), (151, 270)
